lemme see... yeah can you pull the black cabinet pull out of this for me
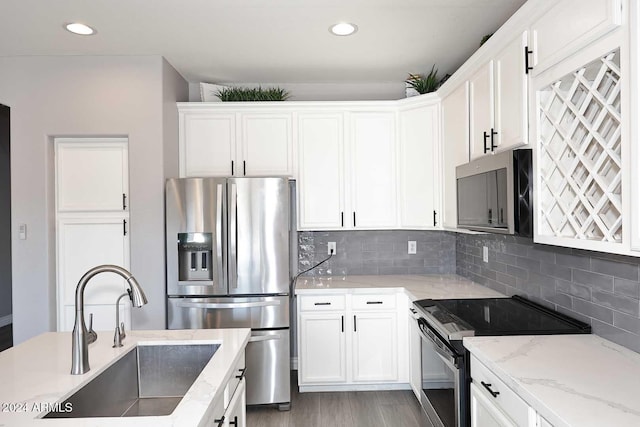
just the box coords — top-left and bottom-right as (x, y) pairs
(524, 46), (534, 74)
(243, 160), (246, 176)
(366, 301), (383, 305)
(409, 308), (417, 314)
(230, 416), (239, 426)
(314, 302), (331, 306)
(123, 219), (127, 236)
(122, 193), (127, 210)
(483, 131), (490, 153)
(214, 416), (225, 427)
(341, 212), (344, 227)
(481, 381), (500, 398)
(353, 212), (356, 227)
(433, 210), (437, 227)
(491, 128), (498, 151)
(231, 160), (235, 175)
(488, 208), (492, 224)
(353, 315), (357, 332)
(235, 367), (246, 380)
(341, 315), (344, 332)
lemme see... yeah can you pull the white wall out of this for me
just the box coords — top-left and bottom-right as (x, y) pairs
(188, 81), (406, 102)
(0, 56), (187, 343)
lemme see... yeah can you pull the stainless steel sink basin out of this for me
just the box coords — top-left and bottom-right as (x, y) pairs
(44, 344), (219, 418)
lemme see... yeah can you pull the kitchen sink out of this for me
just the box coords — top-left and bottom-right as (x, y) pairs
(44, 343), (219, 418)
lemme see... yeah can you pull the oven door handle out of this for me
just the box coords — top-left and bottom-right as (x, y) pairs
(417, 318), (460, 369)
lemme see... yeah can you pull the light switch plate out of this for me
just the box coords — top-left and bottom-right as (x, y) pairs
(19, 224), (27, 240)
(408, 241), (417, 254)
(483, 246), (489, 263)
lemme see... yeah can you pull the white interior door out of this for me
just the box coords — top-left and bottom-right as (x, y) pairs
(55, 137), (131, 332)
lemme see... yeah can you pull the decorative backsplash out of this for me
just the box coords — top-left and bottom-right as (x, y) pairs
(298, 230), (456, 276)
(456, 233), (640, 353)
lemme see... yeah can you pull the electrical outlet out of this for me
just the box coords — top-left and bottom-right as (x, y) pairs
(483, 246), (489, 263)
(328, 242), (336, 255)
(408, 241), (417, 255)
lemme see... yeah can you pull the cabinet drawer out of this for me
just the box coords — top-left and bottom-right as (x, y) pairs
(470, 355), (530, 426)
(299, 294), (346, 311)
(351, 294), (396, 310)
(224, 352), (246, 409)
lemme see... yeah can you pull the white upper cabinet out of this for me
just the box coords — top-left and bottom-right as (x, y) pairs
(530, 0), (622, 76)
(398, 103), (440, 229)
(55, 138), (128, 212)
(349, 112), (398, 229)
(178, 106), (295, 178)
(240, 113), (293, 176)
(469, 32), (529, 161)
(442, 82), (470, 228)
(181, 112), (235, 177)
(297, 113), (345, 229)
(297, 109), (398, 230)
(469, 61), (495, 161)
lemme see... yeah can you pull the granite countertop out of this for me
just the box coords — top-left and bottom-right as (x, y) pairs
(0, 329), (250, 426)
(464, 335), (640, 427)
(294, 274), (505, 300)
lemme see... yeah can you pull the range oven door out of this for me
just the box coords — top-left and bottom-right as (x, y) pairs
(417, 317), (464, 427)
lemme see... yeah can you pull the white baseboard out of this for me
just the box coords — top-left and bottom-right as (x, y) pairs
(290, 357), (298, 370)
(0, 314), (12, 328)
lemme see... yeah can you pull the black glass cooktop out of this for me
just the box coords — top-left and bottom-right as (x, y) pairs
(415, 295), (591, 338)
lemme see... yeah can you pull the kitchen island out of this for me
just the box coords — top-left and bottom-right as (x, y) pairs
(0, 328), (250, 426)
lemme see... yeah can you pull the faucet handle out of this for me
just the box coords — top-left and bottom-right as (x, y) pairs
(87, 313), (98, 344)
(119, 322), (126, 339)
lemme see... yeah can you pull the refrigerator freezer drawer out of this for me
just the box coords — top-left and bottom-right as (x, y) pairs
(167, 295), (289, 329)
(246, 329), (291, 406)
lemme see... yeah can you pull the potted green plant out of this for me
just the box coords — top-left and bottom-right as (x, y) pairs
(215, 86), (290, 102)
(405, 65), (440, 97)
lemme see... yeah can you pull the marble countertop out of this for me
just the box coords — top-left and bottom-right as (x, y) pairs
(464, 335), (640, 427)
(294, 274), (505, 301)
(0, 328), (250, 426)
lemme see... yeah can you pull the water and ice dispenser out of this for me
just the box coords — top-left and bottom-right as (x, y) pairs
(177, 232), (213, 281)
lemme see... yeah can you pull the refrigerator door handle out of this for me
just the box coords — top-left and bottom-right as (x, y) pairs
(216, 183), (224, 287)
(249, 333), (283, 343)
(176, 300), (281, 309)
(229, 182), (238, 289)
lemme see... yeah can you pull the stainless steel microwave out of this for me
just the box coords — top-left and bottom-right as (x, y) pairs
(456, 149), (532, 236)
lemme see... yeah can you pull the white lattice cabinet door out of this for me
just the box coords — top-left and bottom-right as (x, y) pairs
(534, 49), (624, 253)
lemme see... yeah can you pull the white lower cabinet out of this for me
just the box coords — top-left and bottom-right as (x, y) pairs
(299, 312), (347, 384)
(408, 309), (422, 399)
(470, 355), (551, 427)
(297, 291), (406, 390)
(351, 311), (398, 382)
(209, 352), (247, 427)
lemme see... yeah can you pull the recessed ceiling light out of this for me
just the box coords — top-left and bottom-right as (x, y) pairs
(330, 23), (358, 36)
(65, 23), (96, 36)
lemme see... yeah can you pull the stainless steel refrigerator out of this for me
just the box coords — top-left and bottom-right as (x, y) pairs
(166, 177), (291, 410)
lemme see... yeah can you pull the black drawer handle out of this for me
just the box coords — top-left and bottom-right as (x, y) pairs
(409, 308), (417, 314)
(366, 301), (383, 305)
(314, 302), (331, 306)
(236, 367), (246, 380)
(214, 416), (225, 427)
(230, 416), (239, 426)
(481, 381), (500, 398)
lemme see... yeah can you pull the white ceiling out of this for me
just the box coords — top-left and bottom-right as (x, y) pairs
(0, 0), (527, 85)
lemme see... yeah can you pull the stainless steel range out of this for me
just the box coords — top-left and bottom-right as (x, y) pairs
(412, 296), (591, 427)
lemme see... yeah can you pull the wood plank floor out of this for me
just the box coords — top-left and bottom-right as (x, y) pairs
(247, 373), (434, 427)
(0, 324), (12, 352)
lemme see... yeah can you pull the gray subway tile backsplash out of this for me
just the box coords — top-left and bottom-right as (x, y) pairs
(456, 233), (640, 354)
(298, 230), (640, 353)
